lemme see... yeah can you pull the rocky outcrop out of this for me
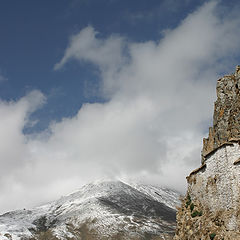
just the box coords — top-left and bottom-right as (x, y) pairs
(202, 66), (240, 162)
(174, 195), (240, 240)
(174, 66), (240, 240)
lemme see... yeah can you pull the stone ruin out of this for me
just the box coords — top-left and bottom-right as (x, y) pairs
(202, 65), (240, 162)
(174, 66), (240, 240)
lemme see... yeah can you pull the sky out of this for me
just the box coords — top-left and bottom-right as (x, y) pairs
(1, 0), (240, 213)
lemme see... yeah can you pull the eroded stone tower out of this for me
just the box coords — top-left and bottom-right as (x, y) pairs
(202, 65), (240, 162)
(174, 66), (240, 240)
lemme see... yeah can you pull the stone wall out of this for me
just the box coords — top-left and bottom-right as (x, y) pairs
(188, 142), (240, 230)
(174, 142), (240, 240)
(174, 66), (240, 239)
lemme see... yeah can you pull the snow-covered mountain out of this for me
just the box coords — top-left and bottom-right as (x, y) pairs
(0, 180), (180, 240)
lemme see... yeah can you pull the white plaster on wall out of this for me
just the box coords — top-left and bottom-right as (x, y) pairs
(188, 142), (240, 230)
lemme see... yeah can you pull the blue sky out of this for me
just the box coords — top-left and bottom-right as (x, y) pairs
(1, 0), (240, 213)
(0, 0), (210, 132)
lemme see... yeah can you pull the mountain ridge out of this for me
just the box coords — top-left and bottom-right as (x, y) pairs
(0, 180), (180, 240)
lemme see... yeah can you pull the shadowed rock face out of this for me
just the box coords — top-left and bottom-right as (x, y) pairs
(202, 66), (240, 162)
(98, 185), (176, 222)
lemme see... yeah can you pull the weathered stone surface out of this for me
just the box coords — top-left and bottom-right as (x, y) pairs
(174, 195), (240, 240)
(202, 66), (240, 162)
(174, 66), (240, 239)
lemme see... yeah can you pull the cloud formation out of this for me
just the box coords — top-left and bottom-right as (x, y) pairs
(1, 1), (240, 213)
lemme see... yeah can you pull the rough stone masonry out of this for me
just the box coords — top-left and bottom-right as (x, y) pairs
(174, 66), (240, 240)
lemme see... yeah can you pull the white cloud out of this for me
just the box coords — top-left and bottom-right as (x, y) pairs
(54, 26), (127, 96)
(54, 26), (125, 71)
(1, 0), (240, 213)
(0, 91), (46, 211)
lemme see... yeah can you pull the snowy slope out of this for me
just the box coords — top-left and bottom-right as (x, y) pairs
(0, 180), (180, 240)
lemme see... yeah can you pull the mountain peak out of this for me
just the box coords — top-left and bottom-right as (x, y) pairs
(0, 180), (180, 240)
